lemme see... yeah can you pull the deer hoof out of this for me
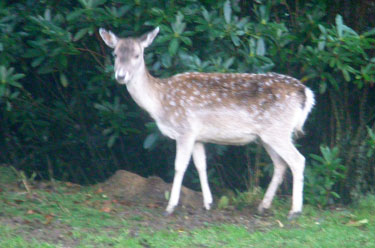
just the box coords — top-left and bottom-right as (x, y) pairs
(163, 211), (172, 217)
(257, 207), (272, 217)
(287, 211), (301, 221)
(204, 202), (212, 211)
(163, 206), (175, 217)
(257, 205), (265, 215)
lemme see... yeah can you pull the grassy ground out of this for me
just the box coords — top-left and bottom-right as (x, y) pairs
(1, 166), (374, 248)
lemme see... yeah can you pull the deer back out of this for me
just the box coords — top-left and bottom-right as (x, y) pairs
(154, 72), (308, 144)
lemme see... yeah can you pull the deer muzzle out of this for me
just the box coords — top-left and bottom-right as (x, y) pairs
(115, 69), (130, 84)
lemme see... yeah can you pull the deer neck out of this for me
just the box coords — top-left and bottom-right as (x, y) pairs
(126, 65), (161, 119)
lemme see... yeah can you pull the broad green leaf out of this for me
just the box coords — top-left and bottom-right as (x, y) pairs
(31, 56), (45, 67)
(329, 58), (336, 68)
(310, 154), (326, 163)
(172, 12), (185, 34)
(78, 0), (89, 8)
(231, 34), (240, 46)
(60, 55), (68, 69)
(180, 36), (192, 46)
(256, 38), (265, 56)
(319, 81), (327, 94)
(318, 35), (326, 50)
(202, 8), (210, 21)
(74, 28), (88, 41)
(94, 103), (108, 111)
(44, 9), (51, 21)
(342, 69), (351, 82)
(9, 81), (22, 88)
(363, 27), (375, 37)
(223, 57), (234, 68)
(336, 15), (344, 38)
(224, 0), (231, 24)
(318, 24), (326, 35)
(6, 101), (11, 111)
(157, 35), (173, 44)
(168, 39), (179, 56)
(11, 73), (25, 82)
(50, 47), (64, 57)
(143, 133), (159, 149)
(10, 91), (20, 99)
(66, 9), (85, 21)
(161, 53), (172, 68)
(330, 191), (340, 199)
(342, 24), (359, 37)
(103, 128), (113, 136)
(60, 73), (69, 87)
(107, 134), (117, 148)
(259, 5), (268, 21)
(150, 8), (164, 16)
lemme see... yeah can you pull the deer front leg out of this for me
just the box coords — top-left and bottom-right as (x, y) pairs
(193, 142), (213, 210)
(165, 136), (195, 215)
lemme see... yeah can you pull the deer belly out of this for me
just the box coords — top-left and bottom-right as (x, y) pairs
(155, 109), (260, 144)
(197, 127), (257, 145)
(194, 111), (259, 145)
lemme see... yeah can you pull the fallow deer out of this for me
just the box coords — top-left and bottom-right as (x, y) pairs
(99, 27), (315, 220)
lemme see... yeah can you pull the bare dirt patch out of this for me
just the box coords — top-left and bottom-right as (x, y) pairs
(0, 169), (273, 247)
(98, 170), (270, 232)
(99, 170), (204, 210)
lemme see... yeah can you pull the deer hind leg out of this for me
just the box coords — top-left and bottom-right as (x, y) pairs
(257, 143), (287, 215)
(260, 135), (306, 220)
(192, 142), (213, 210)
(165, 135), (195, 215)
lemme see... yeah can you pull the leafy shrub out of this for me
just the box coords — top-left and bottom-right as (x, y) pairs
(305, 146), (346, 206)
(356, 194), (375, 215)
(231, 187), (264, 210)
(366, 126), (375, 158)
(0, 0), (374, 204)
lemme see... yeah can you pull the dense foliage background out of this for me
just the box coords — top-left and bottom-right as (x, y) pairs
(1, 0), (374, 207)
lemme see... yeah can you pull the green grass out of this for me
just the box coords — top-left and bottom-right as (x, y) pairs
(1, 166), (375, 247)
(115, 204), (375, 248)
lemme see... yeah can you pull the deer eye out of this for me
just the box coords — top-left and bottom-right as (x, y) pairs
(112, 51), (117, 58)
(134, 54), (140, 59)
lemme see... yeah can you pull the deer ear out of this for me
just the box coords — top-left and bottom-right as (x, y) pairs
(139, 27), (159, 48)
(99, 28), (118, 48)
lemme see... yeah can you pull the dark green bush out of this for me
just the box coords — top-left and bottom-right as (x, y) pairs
(1, 0), (374, 206)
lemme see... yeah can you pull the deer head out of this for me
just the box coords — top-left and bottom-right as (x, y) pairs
(99, 27), (159, 84)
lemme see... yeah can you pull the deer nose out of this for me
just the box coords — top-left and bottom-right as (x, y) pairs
(116, 75), (125, 81)
(115, 70), (129, 82)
